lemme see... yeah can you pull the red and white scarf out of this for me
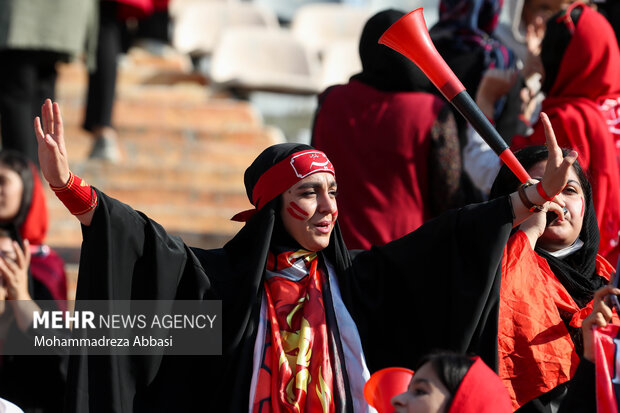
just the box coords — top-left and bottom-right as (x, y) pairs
(252, 250), (335, 413)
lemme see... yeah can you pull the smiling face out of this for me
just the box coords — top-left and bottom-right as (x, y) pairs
(529, 160), (585, 251)
(391, 362), (451, 413)
(0, 165), (23, 223)
(280, 172), (338, 252)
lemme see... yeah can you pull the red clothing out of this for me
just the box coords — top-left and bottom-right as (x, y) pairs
(313, 80), (447, 250)
(113, 0), (168, 19)
(594, 324), (620, 413)
(448, 357), (512, 413)
(499, 231), (614, 409)
(511, 6), (620, 263)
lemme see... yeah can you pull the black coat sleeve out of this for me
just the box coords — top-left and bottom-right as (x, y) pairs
(65, 190), (213, 413)
(340, 196), (513, 372)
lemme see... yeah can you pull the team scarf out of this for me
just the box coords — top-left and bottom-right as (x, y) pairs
(594, 324), (620, 413)
(252, 250), (335, 413)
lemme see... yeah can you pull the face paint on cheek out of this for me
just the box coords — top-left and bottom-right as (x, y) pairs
(289, 201), (309, 217)
(286, 206), (306, 221)
(332, 210), (338, 222)
(580, 196), (584, 217)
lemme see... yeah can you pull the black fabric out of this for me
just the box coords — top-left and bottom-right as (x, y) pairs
(350, 9), (431, 93)
(83, 1), (121, 132)
(0, 50), (63, 167)
(540, 8), (583, 95)
(66, 143), (514, 412)
(557, 359), (595, 413)
(490, 145), (607, 308)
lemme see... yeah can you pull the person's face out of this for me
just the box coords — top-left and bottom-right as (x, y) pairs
(391, 362), (451, 413)
(528, 160), (585, 251)
(0, 166), (22, 223)
(0, 236), (17, 264)
(522, 0), (572, 26)
(280, 172), (338, 252)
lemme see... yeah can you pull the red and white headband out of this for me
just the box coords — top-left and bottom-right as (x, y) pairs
(231, 150), (335, 222)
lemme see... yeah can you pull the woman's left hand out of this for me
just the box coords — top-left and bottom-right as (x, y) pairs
(0, 240), (31, 301)
(582, 285), (619, 362)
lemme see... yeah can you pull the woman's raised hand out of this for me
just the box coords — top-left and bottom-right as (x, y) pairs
(34, 99), (71, 187)
(539, 112), (578, 206)
(582, 285), (619, 362)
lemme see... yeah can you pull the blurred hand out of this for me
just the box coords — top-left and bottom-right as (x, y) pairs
(519, 189), (566, 249)
(582, 285), (619, 362)
(475, 69), (519, 120)
(0, 240), (31, 301)
(522, 18), (545, 80)
(34, 99), (71, 187)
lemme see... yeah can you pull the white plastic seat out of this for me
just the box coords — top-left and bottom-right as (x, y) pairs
(290, 3), (372, 57)
(320, 39), (361, 89)
(171, 0), (280, 56)
(210, 26), (323, 95)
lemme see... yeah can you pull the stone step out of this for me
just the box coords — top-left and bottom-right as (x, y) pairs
(56, 46), (194, 95)
(46, 196), (246, 249)
(61, 124), (280, 167)
(57, 98), (263, 132)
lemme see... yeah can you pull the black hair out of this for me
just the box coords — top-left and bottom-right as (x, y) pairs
(540, 6), (583, 95)
(414, 351), (474, 410)
(0, 150), (34, 228)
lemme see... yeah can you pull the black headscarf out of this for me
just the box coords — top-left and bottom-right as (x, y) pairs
(489, 145), (607, 307)
(540, 7), (583, 95)
(350, 9), (431, 92)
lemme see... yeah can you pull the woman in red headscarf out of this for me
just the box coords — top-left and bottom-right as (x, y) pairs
(390, 352), (512, 413)
(0, 151), (67, 305)
(511, 2), (620, 264)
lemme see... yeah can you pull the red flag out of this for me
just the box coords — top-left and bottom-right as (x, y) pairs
(594, 324), (620, 413)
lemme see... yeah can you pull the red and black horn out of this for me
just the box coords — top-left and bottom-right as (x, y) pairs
(379, 8), (530, 183)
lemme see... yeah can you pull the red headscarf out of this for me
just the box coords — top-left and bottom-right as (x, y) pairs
(512, 3), (620, 262)
(448, 357), (512, 413)
(20, 165), (48, 245)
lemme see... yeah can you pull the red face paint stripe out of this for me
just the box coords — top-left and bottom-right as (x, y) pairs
(580, 196), (585, 217)
(332, 210), (338, 222)
(289, 201), (309, 217)
(286, 207), (306, 221)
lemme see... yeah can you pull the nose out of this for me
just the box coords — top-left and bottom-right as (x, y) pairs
(317, 191), (337, 215)
(391, 392), (406, 409)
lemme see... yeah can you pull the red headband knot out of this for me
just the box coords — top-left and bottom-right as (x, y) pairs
(231, 150), (335, 222)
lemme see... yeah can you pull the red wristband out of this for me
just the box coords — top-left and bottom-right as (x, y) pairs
(536, 181), (555, 202)
(50, 172), (98, 215)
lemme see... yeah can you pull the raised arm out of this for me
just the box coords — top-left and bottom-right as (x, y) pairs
(34, 99), (95, 226)
(509, 112), (577, 229)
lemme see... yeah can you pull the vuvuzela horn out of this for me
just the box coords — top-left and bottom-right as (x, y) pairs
(379, 8), (530, 183)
